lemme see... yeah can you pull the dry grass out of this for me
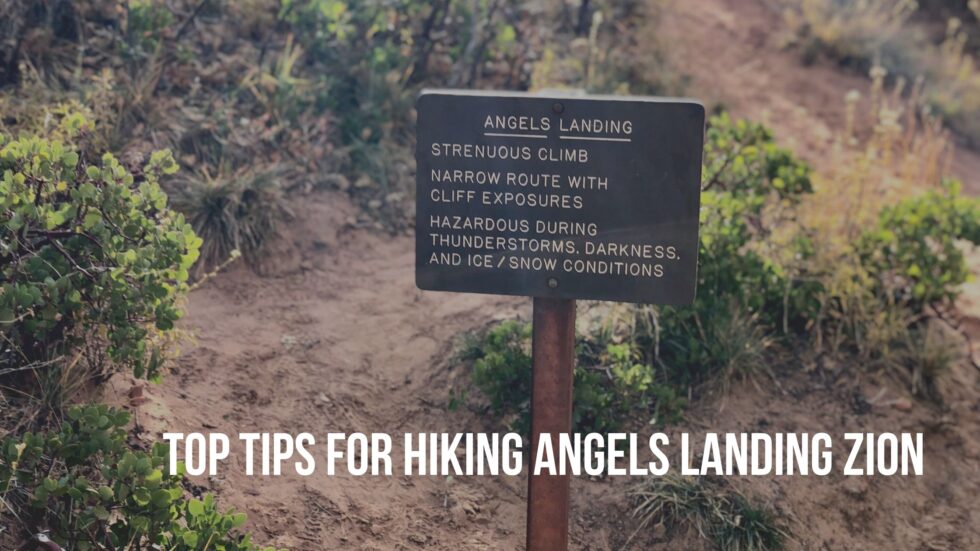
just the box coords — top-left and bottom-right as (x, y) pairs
(629, 474), (788, 550)
(814, 67), (952, 239)
(782, 66), (971, 398)
(929, 16), (980, 143)
(781, 0), (980, 145)
(782, 0), (917, 67)
(170, 166), (291, 275)
(901, 322), (961, 401)
(796, 66), (953, 309)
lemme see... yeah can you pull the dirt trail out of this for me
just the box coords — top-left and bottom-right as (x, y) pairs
(117, 196), (537, 549)
(110, 0), (980, 549)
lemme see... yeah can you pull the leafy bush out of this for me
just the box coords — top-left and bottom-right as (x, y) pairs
(469, 321), (533, 433)
(631, 114), (813, 390)
(464, 113), (977, 411)
(279, 0), (414, 143)
(277, 0), (541, 216)
(463, 321), (684, 434)
(575, 343), (686, 432)
(855, 180), (980, 310)
(0, 404), (279, 550)
(630, 474), (787, 551)
(671, 115), (977, 396)
(0, 125), (200, 389)
(126, 0), (176, 55)
(695, 113), (816, 327)
(701, 113), (813, 199)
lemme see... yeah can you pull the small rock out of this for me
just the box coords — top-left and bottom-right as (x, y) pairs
(354, 175), (373, 188)
(843, 479), (867, 497)
(892, 398), (913, 412)
(326, 173), (350, 191)
(128, 385), (149, 407)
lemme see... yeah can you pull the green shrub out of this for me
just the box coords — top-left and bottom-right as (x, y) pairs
(279, 0), (535, 201)
(575, 343), (685, 432)
(464, 322), (684, 434)
(627, 114), (814, 391)
(701, 113), (813, 200)
(667, 117), (977, 395)
(855, 180), (980, 311)
(0, 126), (200, 388)
(695, 113), (817, 329)
(464, 114), (977, 421)
(126, 0), (176, 55)
(469, 321), (533, 433)
(279, 0), (433, 144)
(0, 404), (280, 551)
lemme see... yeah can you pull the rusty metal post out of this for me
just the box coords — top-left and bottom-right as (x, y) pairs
(527, 297), (576, 551)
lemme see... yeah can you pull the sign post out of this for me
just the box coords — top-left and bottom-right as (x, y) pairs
(415, 90), (704, 550)
(527, 297), (575, 550)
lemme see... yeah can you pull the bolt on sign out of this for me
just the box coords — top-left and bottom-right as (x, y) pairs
(415, 90), (705, 304)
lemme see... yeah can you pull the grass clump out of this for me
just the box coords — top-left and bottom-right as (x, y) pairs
(629, 474), (788, 551)
(171, 167), (291, 275)
(896, 322), (961, 401)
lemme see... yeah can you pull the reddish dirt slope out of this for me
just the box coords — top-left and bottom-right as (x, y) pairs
(655, 0), (980, 192)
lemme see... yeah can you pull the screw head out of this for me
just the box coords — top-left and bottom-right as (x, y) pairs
(547, 277), (559, 289)
(552, 102), (564, 114)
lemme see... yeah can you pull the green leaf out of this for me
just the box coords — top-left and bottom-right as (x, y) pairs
(151, 488), (173, 507)
(187, 498), (205, 517)
(93, 505), (110, 520)
(133, 487), (151, 505)
(182, 531), (200, 547)
(231, 512), (248, 528)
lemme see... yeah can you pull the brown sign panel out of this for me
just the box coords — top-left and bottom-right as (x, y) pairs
(415, 90), (704, 305)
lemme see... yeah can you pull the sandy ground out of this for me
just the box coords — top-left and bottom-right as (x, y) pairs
(108, 0), (980, 549)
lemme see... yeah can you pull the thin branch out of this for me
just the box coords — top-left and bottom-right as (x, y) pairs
(175, 0), (210, 41)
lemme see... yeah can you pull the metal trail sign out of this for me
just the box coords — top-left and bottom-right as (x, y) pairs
(415, 89), (705, 304)
(414, 89), (705, 550)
